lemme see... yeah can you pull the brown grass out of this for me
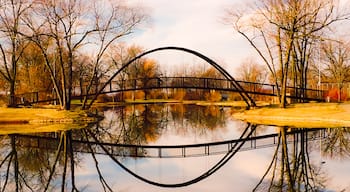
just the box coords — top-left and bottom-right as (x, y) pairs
(0, 123), (85, 135)
(0, 107), (84, 123)
(233, 102), (350, 128)
(0, 107), (93, 134)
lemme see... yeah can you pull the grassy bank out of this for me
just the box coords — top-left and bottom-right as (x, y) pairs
(0, 107), (91, 123)
(0, 107), (95, 134)
(233, 102), (350, 128)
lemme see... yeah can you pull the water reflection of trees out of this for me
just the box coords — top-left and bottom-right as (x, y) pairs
(0, 125), (349, 191)
(92, 104), (167, 145)
(0, 132), (79, 191)
(253, 127), (350, 191)
(92, 104), (228, 146)
(323, 127), (350, 159)
(254, 127), (328, 192)
(169, 104), (226, 133)
(0, 131), (116, 191)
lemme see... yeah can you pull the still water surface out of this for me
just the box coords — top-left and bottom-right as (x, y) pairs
(0, 104), (350, 191)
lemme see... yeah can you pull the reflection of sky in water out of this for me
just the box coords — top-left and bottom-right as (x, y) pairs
(74, 150), (273, 191)
(74, 147), (350, 191)
(1, 105), (347, 191)
(72, 106), (350, 191)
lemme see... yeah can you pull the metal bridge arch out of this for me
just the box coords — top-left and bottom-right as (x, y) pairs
(87, 46), (256, 108)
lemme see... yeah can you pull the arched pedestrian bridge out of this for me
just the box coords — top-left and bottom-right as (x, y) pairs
(74, 76), (324, 103)
(14, 46), (325, 108)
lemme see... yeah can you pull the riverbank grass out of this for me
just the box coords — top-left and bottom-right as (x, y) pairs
(233, 102), (350, 128)
(0, 107), (94, 134)
(0, 107), (86, 124)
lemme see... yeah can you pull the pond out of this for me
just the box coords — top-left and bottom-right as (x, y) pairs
(0, 104), (349, 191)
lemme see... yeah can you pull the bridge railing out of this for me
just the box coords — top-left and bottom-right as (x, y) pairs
(32, 77), (326, 104)
(13, 91), (56, 106)
(236, 81), (325, 101)
(97, 77), (238, 93)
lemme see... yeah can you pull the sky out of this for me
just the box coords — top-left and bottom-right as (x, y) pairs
(124, 0), (350, 77)
(126, 0), (257, 76)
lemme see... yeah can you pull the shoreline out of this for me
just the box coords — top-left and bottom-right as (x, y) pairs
(0, 107), (96, 125)
(0, 107), (97, 134)
(233, 102), (350, 128)
(3, 102), (349, 131)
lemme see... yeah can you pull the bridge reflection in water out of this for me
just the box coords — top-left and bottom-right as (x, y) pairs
(16, 127), (328, 158)
(6, 125), (334, 190)
(0, 103), (348, 191)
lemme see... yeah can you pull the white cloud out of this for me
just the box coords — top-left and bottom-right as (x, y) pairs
(126, 0), (255, 75)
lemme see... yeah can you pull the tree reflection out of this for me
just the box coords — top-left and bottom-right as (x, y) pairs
(254, 127), (328, 192)
(169, 104), (227, 134)
(3, 105), (350, 192)
(93, 104), (167, 145)
(92, 104), (228, 146)
(0, 132), (83, 191)
(323, 127), (350, 159)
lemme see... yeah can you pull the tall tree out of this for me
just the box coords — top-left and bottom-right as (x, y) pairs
(237, 58), (267, 83)
(23, 0), (147, 110)
(225, 0), (349, 107)
(322, 39), (350, 102)
(0, 0), (32, 106)
(237, 58), (267, 100)
(17, 41), (51, 94)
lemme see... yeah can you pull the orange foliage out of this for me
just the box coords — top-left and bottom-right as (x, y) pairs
(134, 91), (145, 99)
(326, 88), (348, 102)
(172, 89), (186, 101)
(148, 90), (165, 99)
(17, 42), (51, 93)
(205, 91), (222, 102)
(143, 59), (157, 78)
(204, 106), (220, 116)
(122, 91), (145, 100)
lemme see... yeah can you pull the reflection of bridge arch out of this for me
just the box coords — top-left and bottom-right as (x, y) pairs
(16, 128), (326, 158)
(87, 124), (257, 188)
(15, 127), (328, 188)
(87, 46), (256, 109)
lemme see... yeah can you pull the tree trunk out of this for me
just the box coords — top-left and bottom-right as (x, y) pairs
(338, 83), (341, 102)
(8, 80), (16, 107)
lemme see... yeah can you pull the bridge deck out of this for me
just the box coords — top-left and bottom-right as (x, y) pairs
(13, 77), (325, 105)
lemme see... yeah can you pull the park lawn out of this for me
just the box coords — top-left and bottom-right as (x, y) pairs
(233, 102), (350, 128)
(0, 107), (86, 124)
(0, 123), (85, 135)
(0, 107), (95, 134)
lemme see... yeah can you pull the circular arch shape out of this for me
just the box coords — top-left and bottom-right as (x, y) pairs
(87, 46), (256, 108)
(87, 124), (257, 188)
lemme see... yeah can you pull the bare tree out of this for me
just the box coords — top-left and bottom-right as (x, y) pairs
(81, 1), (148, 109)
(322, 39), (350, 102)
(237, 58), (267, 100)
(22, 0), (148, 110)
(225, 0), (349, 107)
(0, 0), (32, 106)
(237, 58), (267, 83)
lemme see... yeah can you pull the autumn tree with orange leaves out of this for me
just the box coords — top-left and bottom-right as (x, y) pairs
(0, 0), (32, 106)
(21, 0), (148, 110)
